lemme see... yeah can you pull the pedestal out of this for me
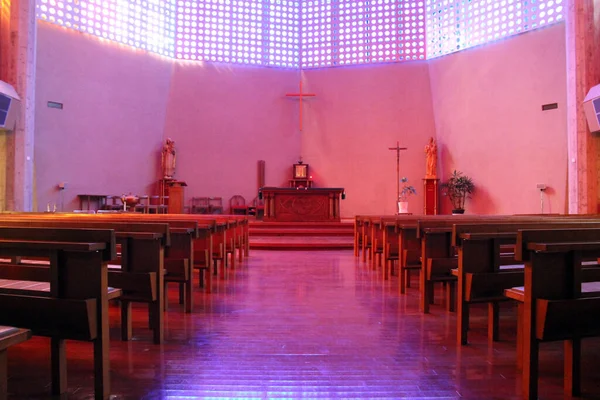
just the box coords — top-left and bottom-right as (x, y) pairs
(159, 179), (187, 214)
(423, 178), (439, 215)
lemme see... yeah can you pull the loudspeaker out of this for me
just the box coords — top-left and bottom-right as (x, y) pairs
(584, 83), (600, 133)
(0, 80), (20, 131)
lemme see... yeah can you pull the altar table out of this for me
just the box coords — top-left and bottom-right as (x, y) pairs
(261, 187), (344, 222)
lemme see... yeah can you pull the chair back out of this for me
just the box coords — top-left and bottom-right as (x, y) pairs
(208, 197), (223, 214)
(191, 197), (209, 214)
(230, 195), (245, 207)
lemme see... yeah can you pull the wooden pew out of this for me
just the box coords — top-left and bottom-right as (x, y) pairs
(0, 326), (31, 400)
(452, 220), (600, 346)
(394, 218), (423, 294)
(89, 213), (242, 293)
(82, 213), (249, 291)
(382, 219), (399, 280)
(3, 213), (219, 299)
(0, 218), (170, 344)
(17, 213), (200, 309)
(508, 227), (600, 399)
(416, 215), (600, 313)
(354, 215), (364, 257)
(360, 216), (373, 263)
(0, 226), (117, 399)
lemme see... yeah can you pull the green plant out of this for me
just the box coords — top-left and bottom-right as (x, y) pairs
(441, 170), (475, 211)
(398, 177), (417, 202)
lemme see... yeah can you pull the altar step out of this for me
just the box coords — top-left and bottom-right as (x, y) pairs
(249, 221), (354, 250)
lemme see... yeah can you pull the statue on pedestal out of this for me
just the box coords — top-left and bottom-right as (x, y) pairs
(161, 138), (176, 179)
(425, 137), (437, 179)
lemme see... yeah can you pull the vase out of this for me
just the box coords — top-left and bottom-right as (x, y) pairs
(398, 201), (409, 214)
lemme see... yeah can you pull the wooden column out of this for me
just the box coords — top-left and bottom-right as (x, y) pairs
(566, 0), (600, 214)
(0, 0), (36, 211)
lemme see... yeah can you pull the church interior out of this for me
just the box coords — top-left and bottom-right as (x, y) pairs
(0, 0), (600, 399)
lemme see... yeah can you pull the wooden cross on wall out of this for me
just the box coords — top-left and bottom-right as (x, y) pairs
(389, 141), (408, 203)
(285, 79), (316, 133)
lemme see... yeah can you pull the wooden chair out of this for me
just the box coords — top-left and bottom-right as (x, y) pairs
(148, 195), (168, 214)
(208, 197), (224, 214)
(191, 197), (209, 214)
(229, 195), (248, 215)
(134, 195), (150, 213)
(104, 195), (124, 211)
(248, 196), (264, 218)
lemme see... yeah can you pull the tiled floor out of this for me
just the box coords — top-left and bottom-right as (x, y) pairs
(6, 250), (600, 399)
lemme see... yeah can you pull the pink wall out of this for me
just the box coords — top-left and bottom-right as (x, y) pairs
(163, 63), (299, 210)
(35, 22), (172, 211)
(428, 23), (567, 215)
(32, 20), (568, 216)
(303, 63), (437, 216)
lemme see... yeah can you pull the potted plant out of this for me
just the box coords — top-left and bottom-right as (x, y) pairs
(441, 170), (475, 214)
(398, 177), (417, 214)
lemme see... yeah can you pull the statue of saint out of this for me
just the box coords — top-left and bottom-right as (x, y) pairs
(161, 138), (176, 178)
(425, 137), (437, 179)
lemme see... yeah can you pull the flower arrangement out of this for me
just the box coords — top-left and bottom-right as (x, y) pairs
(398, 177), (417, 202)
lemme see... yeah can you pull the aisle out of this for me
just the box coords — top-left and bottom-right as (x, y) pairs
(6, 250), (600, 399)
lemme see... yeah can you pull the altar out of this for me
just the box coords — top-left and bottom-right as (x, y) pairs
(261, 187), (344, 222)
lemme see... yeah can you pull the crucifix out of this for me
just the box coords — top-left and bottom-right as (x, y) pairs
(285, 78), (316, 133)
(388, 141), (408, 202)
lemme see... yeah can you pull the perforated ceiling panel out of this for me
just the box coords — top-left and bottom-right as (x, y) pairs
(426, 0), (564, 59)
(37, 0), (563, 67)
(38, 0), (177, 58)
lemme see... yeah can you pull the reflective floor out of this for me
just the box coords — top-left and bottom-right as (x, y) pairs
(6, 250), (600, 399)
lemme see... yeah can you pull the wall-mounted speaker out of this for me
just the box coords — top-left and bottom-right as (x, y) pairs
(584, 83), (600, 133)
(0, 80), (21, 131)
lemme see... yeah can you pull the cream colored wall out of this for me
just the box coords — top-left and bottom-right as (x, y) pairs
(28, 21), (570, 215)
(429, 24), (567, 215)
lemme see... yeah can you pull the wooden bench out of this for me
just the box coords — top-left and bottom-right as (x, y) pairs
(2, 213), (215, 301)
(0, 326), (31, 400)
(507, 228), (600, 399)
(354, 215), (365, 257)
(0, 226), (117, 399)
(73, 213), (250, 292)
(72, 213), (244, 293)
(416, 215), (600, 313)
(452, 220), (600, 346)
(0, 218), (170, 344)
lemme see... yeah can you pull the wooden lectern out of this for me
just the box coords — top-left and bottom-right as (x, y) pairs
(423, 178), (439, 215)
(160, 179), (187, 214)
